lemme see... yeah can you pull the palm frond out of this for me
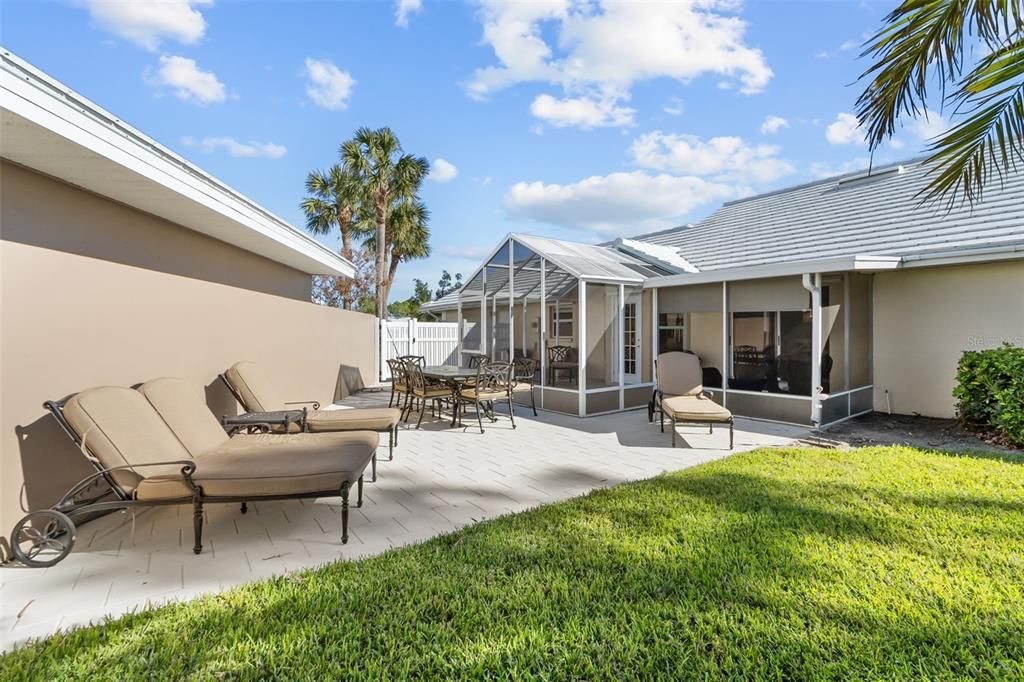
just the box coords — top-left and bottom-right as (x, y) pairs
(857, 0), (1024, 203)
(922, 37), (1024, 203)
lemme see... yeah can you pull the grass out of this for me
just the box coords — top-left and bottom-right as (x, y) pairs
(3, 446), (1023, 681)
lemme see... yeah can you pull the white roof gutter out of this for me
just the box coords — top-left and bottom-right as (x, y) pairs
(643, 255), (902, 288)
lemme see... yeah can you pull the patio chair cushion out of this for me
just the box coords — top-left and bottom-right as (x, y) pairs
(306, 407), (400, 433)
(657, 352), (703, 397)
(137, 378), (230, 457)
(460, 387), (509, 401)
(135, 431), (378, 501)
(224, 361), (283, 412)
(413, 386), (453, 399)
(62, 386), (193, 492)
(661, 395), (732, 422)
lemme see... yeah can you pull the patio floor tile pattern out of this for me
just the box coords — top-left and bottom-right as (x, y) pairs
(1, 391), (806, 650)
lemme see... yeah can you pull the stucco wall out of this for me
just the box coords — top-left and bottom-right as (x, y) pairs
(872, 260), (1024, 418)
(1, 163), (377, 539)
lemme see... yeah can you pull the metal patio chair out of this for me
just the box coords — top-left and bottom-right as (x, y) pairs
(458, 361), (516, 433)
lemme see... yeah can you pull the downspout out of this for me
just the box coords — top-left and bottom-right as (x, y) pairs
(802, 273), (823, 427)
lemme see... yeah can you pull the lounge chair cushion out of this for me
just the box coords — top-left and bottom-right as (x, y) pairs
(657, 352), (704, 397)
(62, 387), (192, 491)
(135, 431), (378, 501)
(661, 395), (732, 422)
(306, 408), (400, 433)
(137, 378), (230, 457)
(224, 361), (283, 412)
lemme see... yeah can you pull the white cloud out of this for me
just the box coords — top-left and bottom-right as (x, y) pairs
(395, 0), (422, 27)
(529, 94), (635, 129)
(428, 158), (458, 182)
(150, 55), (226, 105)
(466, 1), (772, 129)
(304, 58), (356, 110)
(663, 97), (685, 116)
(630, 131), (795, 184)
(504, 171), (737, 235)
(908, 112), (949, 141)
(183, 136), (287, 158)
(760, 115), (789, 134)
(83, 0), (212, 51)
(825, 112), (864, 145)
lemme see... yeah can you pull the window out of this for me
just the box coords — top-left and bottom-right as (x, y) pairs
(549, 306), (573, 339)
(729, 310), (815, 395)
(658, 313), (686, 353)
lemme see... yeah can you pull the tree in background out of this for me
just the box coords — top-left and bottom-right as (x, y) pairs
(387, 278), (434, 320)
(311, 247), (374, 310)
(341, 127), (429, 320)
(435, 270), (463, 300)
(364, 199), (432, 307)
(300, 165), (366, 309)
(857, 0), (1023, 203)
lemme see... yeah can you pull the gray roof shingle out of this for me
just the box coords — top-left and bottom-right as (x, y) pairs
(636, 158), (1024, 271)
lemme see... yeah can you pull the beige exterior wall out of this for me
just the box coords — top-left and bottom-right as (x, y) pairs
(1, 163), (376, 538)
(872, 260), (1024, 418)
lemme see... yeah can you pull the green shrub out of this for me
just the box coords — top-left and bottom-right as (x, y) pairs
(954, 343), (1024, 446)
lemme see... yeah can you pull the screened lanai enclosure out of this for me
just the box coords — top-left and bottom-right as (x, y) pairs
(453, 234), (669, 417)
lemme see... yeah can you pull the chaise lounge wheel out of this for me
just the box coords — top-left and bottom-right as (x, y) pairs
(12, 510), (76, 568)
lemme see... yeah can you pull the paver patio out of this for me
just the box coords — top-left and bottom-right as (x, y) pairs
(1, 391), (806, 651)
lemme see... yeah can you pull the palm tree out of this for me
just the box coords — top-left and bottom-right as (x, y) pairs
(300, 164), (365, 309)
(340, 127), (429, 319)
(857, 0), (1023, 204)
(364, 199), (431, 307)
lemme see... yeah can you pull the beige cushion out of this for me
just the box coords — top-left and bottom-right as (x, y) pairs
(657, 352), (703, 397)
(661, 395), (732, 422)
(307, 408), (400, 433)
(137, 378), (230, 457)
(62, 387), (192, 491)
(135, 431), (378, 501)
(224, 361), (283, 412)
(460, 387), (509, 401)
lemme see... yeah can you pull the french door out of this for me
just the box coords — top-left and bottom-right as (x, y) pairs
(623, 292), (642, 383)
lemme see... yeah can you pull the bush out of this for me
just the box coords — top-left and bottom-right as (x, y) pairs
(954, 343), (1024, 446)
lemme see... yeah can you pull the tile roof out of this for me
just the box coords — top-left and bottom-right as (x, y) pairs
(635, 158), (1024, 271)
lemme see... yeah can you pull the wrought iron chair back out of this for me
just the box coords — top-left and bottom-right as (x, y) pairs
(398, 355), (426, 368)
(466, 354), (488, 369)
(474, 361), (514, 395)
(547, 345), (572, 363)
(513, 357), (537, 382)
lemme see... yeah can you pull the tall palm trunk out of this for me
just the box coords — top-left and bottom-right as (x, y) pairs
(339, 216), (353, 310)
(374, 199), (387, 319)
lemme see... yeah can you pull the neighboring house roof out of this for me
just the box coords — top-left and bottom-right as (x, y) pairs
(0, 49), (354, 278)
(635, 158), (1024, 273)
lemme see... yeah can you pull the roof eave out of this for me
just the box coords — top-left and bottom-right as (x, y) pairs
(0, 49), (354, 279)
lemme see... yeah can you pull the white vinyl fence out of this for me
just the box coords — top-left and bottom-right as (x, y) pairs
(378, 319), (476, 380)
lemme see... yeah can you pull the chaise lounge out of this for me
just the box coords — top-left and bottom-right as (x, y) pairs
(221, 361), (401, 465)
(11, 378), (377, 567)
(655, 351), (734, 448)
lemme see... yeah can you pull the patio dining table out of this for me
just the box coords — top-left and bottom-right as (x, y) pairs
(423, 365), (477, 427)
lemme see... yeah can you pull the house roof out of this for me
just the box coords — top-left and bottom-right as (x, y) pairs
(635, 158), (1024, 273)
(0, 49), (354, 279)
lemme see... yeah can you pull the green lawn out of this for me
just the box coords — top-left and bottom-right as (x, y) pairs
(4, 446), (1023, 681)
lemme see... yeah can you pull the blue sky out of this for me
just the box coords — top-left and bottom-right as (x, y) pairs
(1, 1), (941, 299)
